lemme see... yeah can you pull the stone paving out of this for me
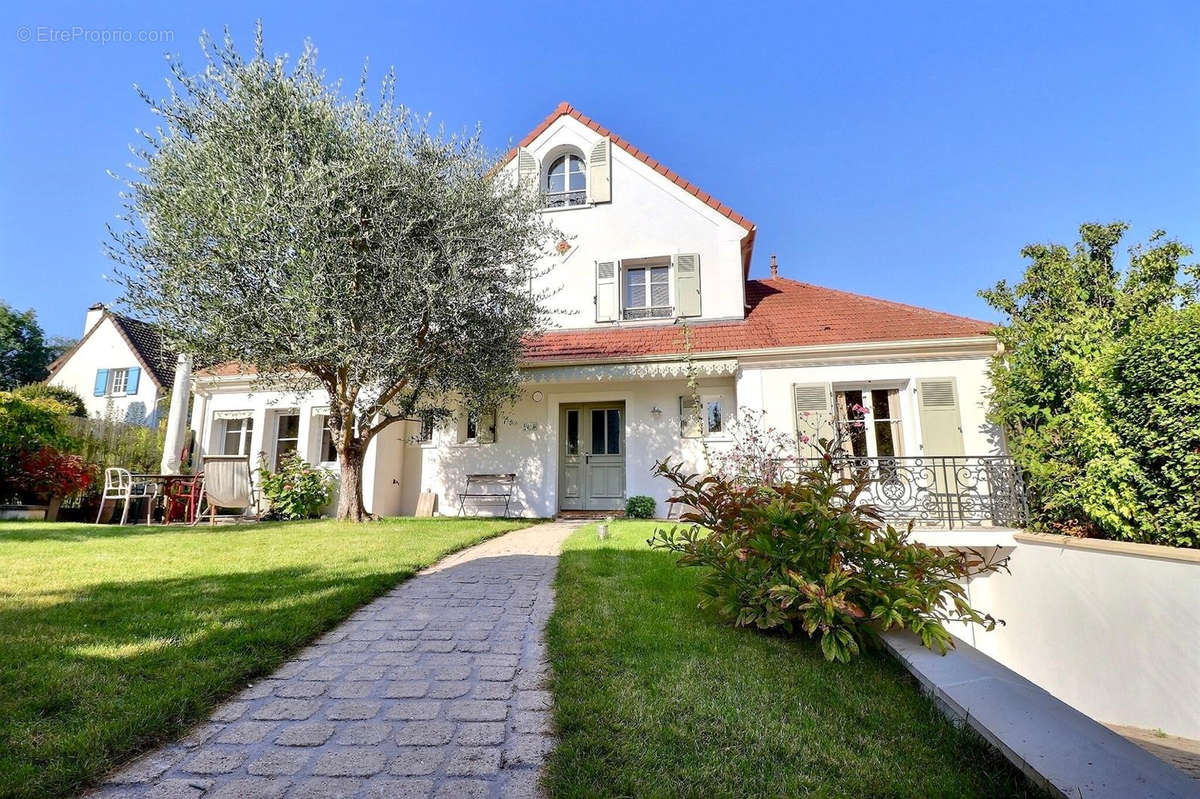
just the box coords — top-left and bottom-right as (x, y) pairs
(91, 522), (578, 799)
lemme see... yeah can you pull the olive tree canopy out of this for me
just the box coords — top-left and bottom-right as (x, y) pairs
(110, 26), (554, 519)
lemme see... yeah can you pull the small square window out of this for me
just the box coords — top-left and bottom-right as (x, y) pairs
(108, 368), (128, 395)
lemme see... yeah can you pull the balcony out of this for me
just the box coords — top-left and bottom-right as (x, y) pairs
(774, 455), (1029, 529)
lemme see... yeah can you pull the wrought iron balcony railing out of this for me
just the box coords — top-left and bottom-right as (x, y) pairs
(774, 455), (1029, 529)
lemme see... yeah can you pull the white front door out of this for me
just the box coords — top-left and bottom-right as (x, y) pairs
(558, 402), (626, 511)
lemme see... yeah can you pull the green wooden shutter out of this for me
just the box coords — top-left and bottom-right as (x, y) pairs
(93, 369), (109, 396)
(793, 383), (833, 456)
(478, 409), (496, 444)
(916, 378), (964, 455)
(587, 138), (611, 203)
(596, 260), (618, 322)
(125, 366), (140, 394)
(517, 147), (538, 195)
(679, 396), (702, 438)
(674, 253), (701, 317)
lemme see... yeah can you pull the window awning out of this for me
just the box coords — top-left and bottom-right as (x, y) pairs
(521, 358), (738, 384)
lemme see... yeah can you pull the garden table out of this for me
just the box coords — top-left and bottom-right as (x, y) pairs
(130, 473), (204, 524)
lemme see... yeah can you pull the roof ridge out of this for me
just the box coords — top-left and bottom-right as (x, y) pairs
(754, 277), (995, 327)
(503, 102), (755, 233)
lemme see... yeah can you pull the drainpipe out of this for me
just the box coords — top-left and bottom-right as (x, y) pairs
(160, 354), (193, 474)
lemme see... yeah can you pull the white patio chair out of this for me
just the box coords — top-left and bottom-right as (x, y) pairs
(96, 467), (159, 525)
(194, 455), (259, 525)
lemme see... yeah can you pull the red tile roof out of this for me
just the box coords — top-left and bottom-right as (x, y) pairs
(521, 277), (994, 364)
(504, 102), (757, 274)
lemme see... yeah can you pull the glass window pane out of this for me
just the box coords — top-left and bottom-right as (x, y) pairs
(566, 410), (579, 455)
(569, 170), (586, 191)
(706, 400), (723, 433)
(321, 425), (337, 462)
(591, 409), (605, 454)
(223, 423), (241, 455)
(606, 409), (620, 454)
(466, 412), (477, 441)
(871, 389), (892, 420)
(650, 266), (669, 284)
(547, 172), (565, 193)
(650, 279), (670, 308)
(548, 157), (565, 176)
(875, 420), (896, 457)
(849, 424), (868, 457)
(844, 390), (865, 419)
(279, 414), (300, 438)
(625, 268), (646, 308)
(567, 155), (584, 173)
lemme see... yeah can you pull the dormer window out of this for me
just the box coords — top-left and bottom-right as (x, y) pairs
(545, 154), (586, 208)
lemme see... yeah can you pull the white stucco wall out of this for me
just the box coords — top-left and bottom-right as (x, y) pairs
(738, 352), (1003, 456)
(516, 115), (751, 330)
(48, 316), (163, 425)
(404, 375), (737, 519)
(951, 536), (1200, 739)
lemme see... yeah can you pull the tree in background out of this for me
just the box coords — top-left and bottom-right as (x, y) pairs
(0, 302), (49, 389)
(980, 222), (1198, 545)
(109, 26), (554, 520)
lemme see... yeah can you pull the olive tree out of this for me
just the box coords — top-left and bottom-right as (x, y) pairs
(110, 26), (554, 519)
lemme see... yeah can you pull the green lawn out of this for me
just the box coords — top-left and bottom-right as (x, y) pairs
(545, 521), (1042, 798)
(0, 516), (530, 799)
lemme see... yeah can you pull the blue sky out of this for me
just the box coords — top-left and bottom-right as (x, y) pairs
(2, 0), (1197, 339)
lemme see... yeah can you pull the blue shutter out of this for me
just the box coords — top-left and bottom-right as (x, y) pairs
(125, 367), (140, 395)
(93, 369), (109, 396)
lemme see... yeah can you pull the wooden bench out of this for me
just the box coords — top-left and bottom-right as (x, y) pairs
(457, 473), (517, 518)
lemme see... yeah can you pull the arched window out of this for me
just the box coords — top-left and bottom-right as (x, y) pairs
(545, 154), (586, 207)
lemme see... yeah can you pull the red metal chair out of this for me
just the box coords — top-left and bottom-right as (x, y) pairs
(163, 475), (203, 525)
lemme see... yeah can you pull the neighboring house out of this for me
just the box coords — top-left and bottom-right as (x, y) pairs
(46, 303), (176, 427)
(185, 102), (1017, 523)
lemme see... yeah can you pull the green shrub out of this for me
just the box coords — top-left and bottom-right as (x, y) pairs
(0, 392), (77, 502)
(624, 495), (656, 519)
(649, 448), (1007, 663)
(1107, 305), (1200, 547)
(257, 453), (335, 520)
(13, 383), (87, 417)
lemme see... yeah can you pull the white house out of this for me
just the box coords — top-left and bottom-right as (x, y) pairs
(182, 103), (1015, 522)
(47, 303), (176, 427)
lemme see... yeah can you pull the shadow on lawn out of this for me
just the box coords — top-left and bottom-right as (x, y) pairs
(546, 543), (1045, 799)
(0, 564), (409, 798)
(0, 519), (309, 543)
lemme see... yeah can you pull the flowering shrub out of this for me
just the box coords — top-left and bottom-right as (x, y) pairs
(18, 447), (94, 500)
(712, 409), (799, 486)
(257, 453), (335, 520)
(624, 495), (656, 519)
(649, 441), (1007, 662)
(0, 392), (78, 503)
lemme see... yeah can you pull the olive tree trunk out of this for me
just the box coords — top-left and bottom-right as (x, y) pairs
(336, 441), (369, 521)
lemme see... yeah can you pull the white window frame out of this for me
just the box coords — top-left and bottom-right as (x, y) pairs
(543, 152), (587, 208)
(272, 411), (301, 469)
(680, 393), (729, 439)
(314, 415), (338, 465)
(701, 394), (727, 438)
(834, 384), (905, 458)
(621, 257), (673, 320)
(108, 368), (129, 396)
(219, 416), (255, 457)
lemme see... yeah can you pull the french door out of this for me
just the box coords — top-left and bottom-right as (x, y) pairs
(558, 402), (626, 511)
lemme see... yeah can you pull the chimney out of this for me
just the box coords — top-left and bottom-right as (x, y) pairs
(769, 254), (779, 279)
(84, 303), (106, 336)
